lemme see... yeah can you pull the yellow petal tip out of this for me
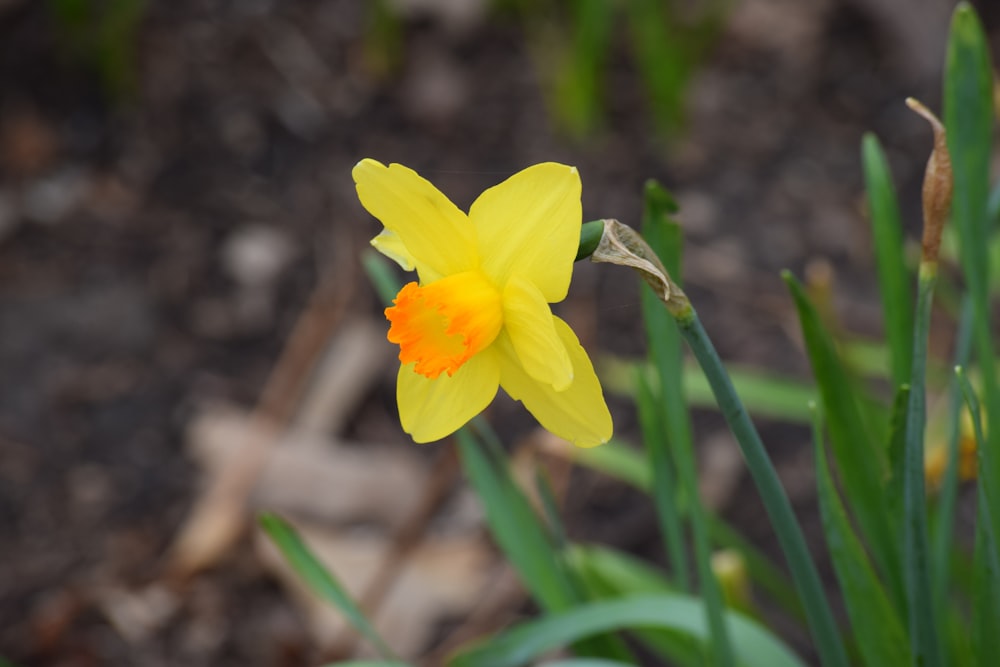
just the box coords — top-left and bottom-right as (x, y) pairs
(352, 158), (385, 182)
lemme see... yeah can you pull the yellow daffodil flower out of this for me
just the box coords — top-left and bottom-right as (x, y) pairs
(354, 159), (612, 447)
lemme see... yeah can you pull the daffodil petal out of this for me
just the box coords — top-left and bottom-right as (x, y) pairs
(370, 228), (416, 271)
(498, 317), (611, 447)
(354, 159), (477, 282)
(397, 348), (500, 443)
(470, 163), (581, 302)
(502, 275), (573, 391)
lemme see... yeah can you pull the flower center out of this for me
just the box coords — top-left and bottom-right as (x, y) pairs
(386, 270), (503, 379)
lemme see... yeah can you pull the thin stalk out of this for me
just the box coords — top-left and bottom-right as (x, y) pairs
(674, 305), (849, 667)
(635, 371), (690, 591)
(902, 261), (943, 667)
(931, 296), (973, 611)
(649, 334), (734, 667)
(672, 425), (734, 667)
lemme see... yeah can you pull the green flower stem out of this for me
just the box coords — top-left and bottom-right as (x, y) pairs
(902, 261), (943, 667)
(673, 304), (848, 667)
(931, 296), (973, 612)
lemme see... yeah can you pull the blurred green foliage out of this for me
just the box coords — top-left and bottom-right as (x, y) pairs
(364, 0), (404, 80)
(499, 0), (725, 138)
(367, 0), (726, 139)
(46, 0), (147, 99)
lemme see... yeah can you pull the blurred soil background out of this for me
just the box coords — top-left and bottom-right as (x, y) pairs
(0, 0), (997, 665)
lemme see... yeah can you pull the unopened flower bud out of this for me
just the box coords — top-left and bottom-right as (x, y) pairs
(712, 549), (754, 616)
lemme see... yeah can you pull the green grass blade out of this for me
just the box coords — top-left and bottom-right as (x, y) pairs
(532, 660), (636, 667)
(811, 404), (911, 667)
(457, 428), (578, 612)
(565, 543), (693, 664)
(568, 438), (653, 490)
(943, 605), (976, 667)
(972, 527), (1000, 667)
(259, 513), (396, 659)
(692, 366), (815, 422)
(362, 249), (403, 304)
(638, 183), (683, 445)
(882, 384), (910, 615)
(566, 544), (675, 598)
(459, 426), (635, 662)
(987, 179), (1000, 225)
(675, 306), (848, 667)
(945, 0), (1000, 585)
(555, 444), (802, 622)
(641, 179), (733, 665)
(447, 594), (806, 667)
(320, 662), (412, 667)
(551, 0), (614, 136)
(884, 384), (909, 525)
(565, 543), (724, 666)
(956, 366), (1000, 663)
(956, 367), (993, 544)
(625, 0), (686, 134)
(635, 369), (688, 589)
(946, 2), (994, 295)
(600, 356), (817, 423)
(861, 133), (913, 388)
(783, 272), (898, 593)
(533, 467), (570, 550)
(635, 182), (688, 588)
(931, 297), (974, 614)
(901, 264), (942, 667)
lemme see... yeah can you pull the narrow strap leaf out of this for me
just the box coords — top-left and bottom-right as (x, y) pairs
(447, 595), (806, 667)
(259, 514), (397, 659)
(811, 405), (911, 667)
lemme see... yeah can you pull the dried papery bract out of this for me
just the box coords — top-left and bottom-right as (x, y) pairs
(906, 97), (953, 265)
(589, 218), (690, 316)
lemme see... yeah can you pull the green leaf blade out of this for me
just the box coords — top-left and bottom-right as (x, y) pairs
(783, 272), (899, 595)
(861, 133), (913, 388)
(259, 513), (396, 659)
(811, 407), (911, 667)
(447, 594), (806, 667)
(457, 428), (578, 612)
(458, 426), (635, 662)
(944, 0), (1000, 595)
(640, 179), (733, 666)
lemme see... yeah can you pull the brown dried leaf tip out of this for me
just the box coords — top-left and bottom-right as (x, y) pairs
(589, 218), (690, 316)
(906, 97), (953, 265)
